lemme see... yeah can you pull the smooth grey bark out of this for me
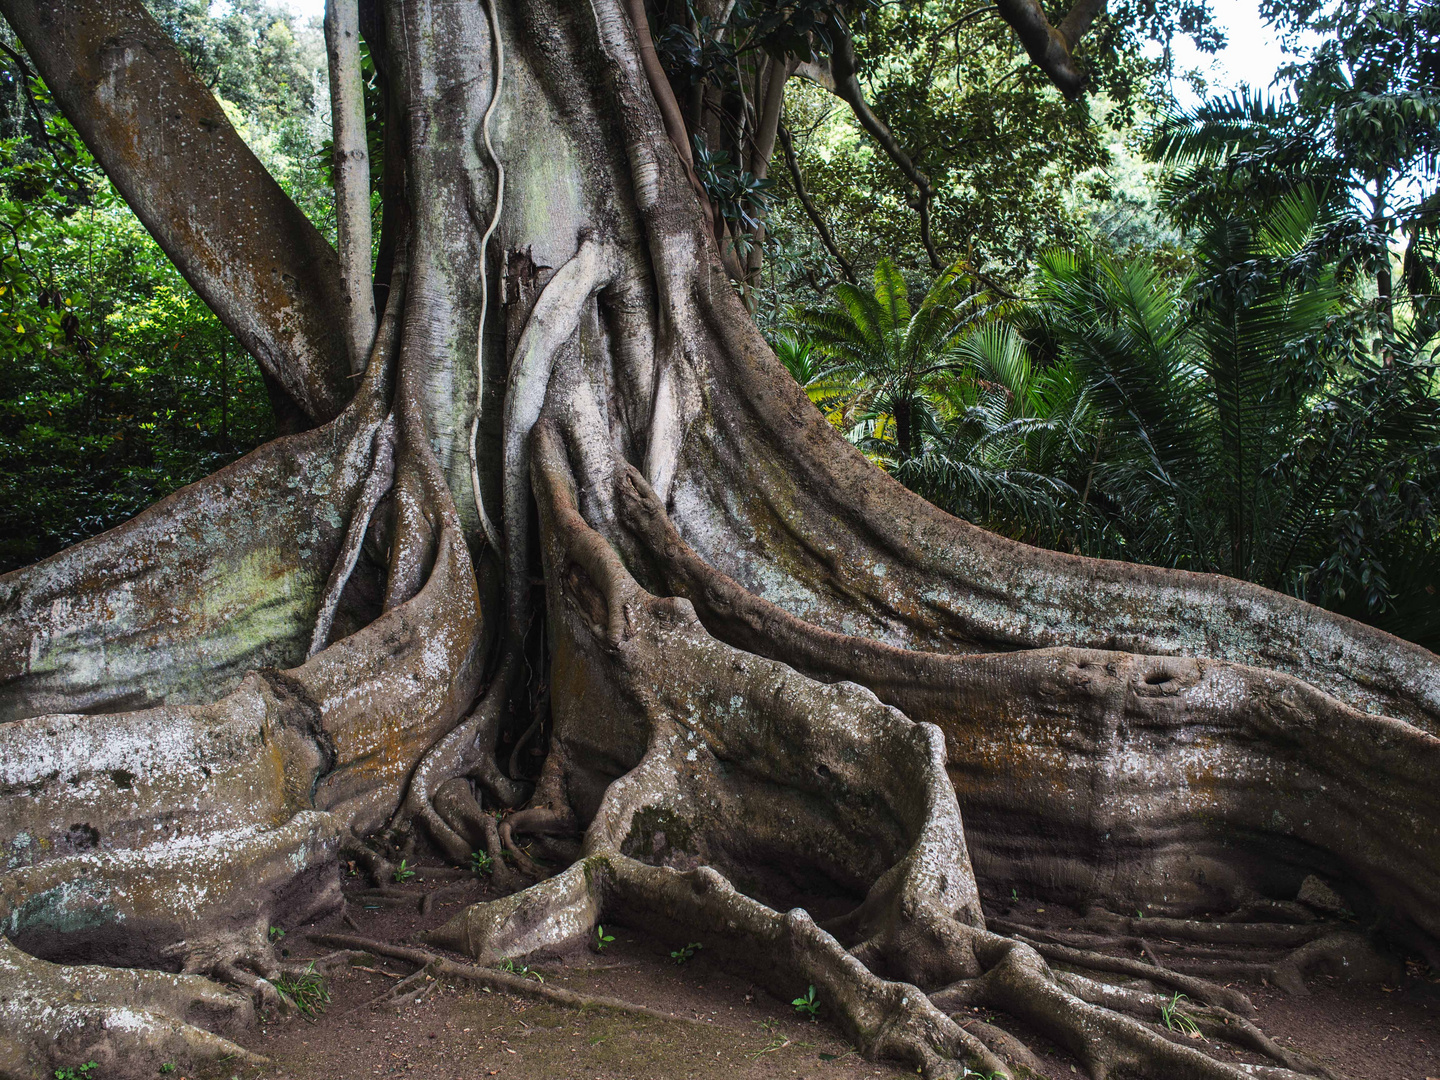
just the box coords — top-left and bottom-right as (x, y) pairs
(326, 0), (378, 374)
(0, 0), (1436, 1078)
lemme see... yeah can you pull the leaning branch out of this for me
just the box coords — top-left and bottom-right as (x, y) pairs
(325, 0), (377, 374)
(993, 0), (1105, 98)
(1, 0), (354, 424)
(777, 124), (856, 283)
(821, 26), (944, 272)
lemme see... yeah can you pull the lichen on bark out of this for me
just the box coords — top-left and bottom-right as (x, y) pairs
(0, 0), (1436, 1076)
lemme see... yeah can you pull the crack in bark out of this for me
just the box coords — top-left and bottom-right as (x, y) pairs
(1, 0), (1438, 1075)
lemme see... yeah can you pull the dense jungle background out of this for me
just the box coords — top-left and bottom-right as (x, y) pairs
(1, 0), (1435, 649)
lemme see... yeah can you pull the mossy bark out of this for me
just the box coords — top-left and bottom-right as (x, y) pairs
(0, 0), (1436, 1076)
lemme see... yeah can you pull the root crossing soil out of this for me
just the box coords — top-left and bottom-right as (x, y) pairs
(230, 863), (1440, 1080)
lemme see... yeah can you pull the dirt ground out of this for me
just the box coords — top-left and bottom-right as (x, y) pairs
(231, 860), (1440, 1080)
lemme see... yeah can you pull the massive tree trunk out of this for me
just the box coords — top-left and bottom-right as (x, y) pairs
(1, 0), (1437, 1078)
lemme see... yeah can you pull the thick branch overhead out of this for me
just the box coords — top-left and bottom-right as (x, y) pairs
(0, 0), (354, 424)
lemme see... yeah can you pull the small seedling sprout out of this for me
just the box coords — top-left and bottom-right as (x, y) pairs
(670, 941), (701, 964)
(791, 984), (820, 1021)
(1160, 992), (1203, 1038)
(274, 962), (330, 1018)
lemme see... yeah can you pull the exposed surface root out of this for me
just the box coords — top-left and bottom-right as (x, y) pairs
(995, 909), (1404, 998)
(339, 832), (397, 886)
(1001, 937), (1258, 1017)
(309, 933), (716, 1025)
(0, 937), (265, 1080)
(614, 464), (1440, 948)
(957, 1015), (1049, 1079)
(399, 634), (532, 866)
(433, 777), (520, 892)
(935, 937), (1312, 1080)
(1052, 971), (1329, 1076)
(499, 806), (574, 879)
(408, 422), (1333, 1080)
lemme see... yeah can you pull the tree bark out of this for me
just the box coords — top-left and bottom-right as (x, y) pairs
(0, 0), (1436, 1077)
(0, 0), (354, 424)
(326, 0), (378, 374)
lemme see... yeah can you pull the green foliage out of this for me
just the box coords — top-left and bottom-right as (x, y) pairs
(158, 1066), (176, 1075)
(392, 858), (416, 884)
(1021, 191), (1439, 647)
(53, 1065), (97, 1080)
(273, 962), (330, 1018)
(146, 0), (333, 228)
(594, 924), (615, 951)
(791, 984), (820, 1020)
(896, 320), (1098, 550)
(670, 941), (702, 964)
(693, 135), (774, 238)
(0, 88), (275, 572)
(1160, 992), (1203, 1037)
(1151, 0), (1440, 334)
(500, 958), (544, 982)
(0, 2), (337, 574)
(764, 0), (1220, 300)
(794, 257), (991, 462)
(470, 849), (494, 875)
(779, 178), (1440, 648)
(268, 925), (285, 942)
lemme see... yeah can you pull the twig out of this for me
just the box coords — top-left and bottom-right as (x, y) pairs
(777, 125), (855, 284)
(309, 934), (714, 1026)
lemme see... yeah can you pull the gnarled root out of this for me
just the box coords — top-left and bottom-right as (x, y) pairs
(995, 912), (1403, 999)
(613, 462), (1440, 952)
(0, 811), (341, 1078)
(417, 422), (1333, 1080)
(433, 777), (520, 892)
(0, 938), (264, 1080)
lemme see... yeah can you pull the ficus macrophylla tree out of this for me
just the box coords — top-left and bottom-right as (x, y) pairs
(0, 0), (1436, 1078)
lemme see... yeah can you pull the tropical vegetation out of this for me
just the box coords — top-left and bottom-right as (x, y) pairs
(0, 0), (1434, 650)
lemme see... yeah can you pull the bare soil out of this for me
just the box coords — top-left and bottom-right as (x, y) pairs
(237, 863), (1440, 1080)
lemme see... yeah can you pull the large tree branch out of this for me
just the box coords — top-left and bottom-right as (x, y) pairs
(802, 28), (944, 272)
(993, 0), (1105, 98)
(0, 0), (354, 424)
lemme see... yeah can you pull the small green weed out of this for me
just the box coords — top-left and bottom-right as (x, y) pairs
(54, 1065), (97, 1080)
(594, 924), (615, 951)
(1160, 992), (1202, 1038)
(670, 941), (701, 965)
(392, 858), (416, 884)
(159, 1067), (176, 1076)
(500, 958), (544, 982)
(470, 849), (493, 875)
(748, 1036), (790, 1058)
(274, 962), (330, 1018)
(268, 925), (285, 942)
(791, 984), (820, 1021)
